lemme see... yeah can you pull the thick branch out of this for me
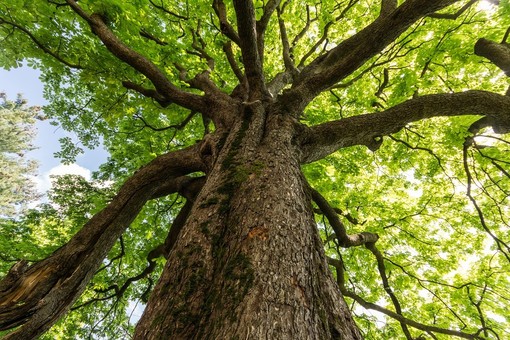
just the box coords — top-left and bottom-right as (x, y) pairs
(212, 0), (241, 45)
(380, 0), (398, 17)
(278, 0), (460, 114)
(475, 38), (510, 75)
(257, 0), (280, 36)
(64, 0), (207, 113)
(0, 144), (204, 339)
(233, 0), (268, 101)
(300, 90), (510, 163)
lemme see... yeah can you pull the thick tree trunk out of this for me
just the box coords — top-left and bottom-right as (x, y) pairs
(134, 102), (362, 339)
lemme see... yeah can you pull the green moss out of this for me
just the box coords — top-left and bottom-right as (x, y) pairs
(214, 253), (255, 323)
(199, 221), (210, 236)
(218, 199), (231, 215)
(151, 315), (165, 327)
(200, 196), (220, 208)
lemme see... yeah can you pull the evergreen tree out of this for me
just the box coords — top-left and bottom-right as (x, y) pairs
(0, 93), (40, 216)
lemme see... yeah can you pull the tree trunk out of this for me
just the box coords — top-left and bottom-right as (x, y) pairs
(134, 102), (362, 339)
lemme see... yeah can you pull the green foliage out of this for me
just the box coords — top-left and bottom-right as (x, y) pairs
(1, 0), (510, 339)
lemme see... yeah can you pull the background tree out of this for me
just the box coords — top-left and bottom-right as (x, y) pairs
(1, 0), (510, 339)
(0, 93), (40, 217)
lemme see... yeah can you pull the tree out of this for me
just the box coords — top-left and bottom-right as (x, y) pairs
(0, 0), (509, 338)
(0, 93), (40, 217)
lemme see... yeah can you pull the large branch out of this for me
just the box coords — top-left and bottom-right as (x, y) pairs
(64, 0), (208, 113)
(475, 38), (510, 75)
(278, 0), (460, 114)
(0, 144), (205, 339)
(300, 90), (510, 163)
(233, 0), (268, 101)
(213, 0), (241, 45)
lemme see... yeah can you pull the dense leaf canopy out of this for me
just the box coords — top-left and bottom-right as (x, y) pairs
(1, 0), (510, 339)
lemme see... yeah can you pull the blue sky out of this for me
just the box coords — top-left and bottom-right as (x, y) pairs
(0, 66), (109, 193)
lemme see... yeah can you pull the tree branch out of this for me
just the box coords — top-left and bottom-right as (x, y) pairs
(73, 177), (204, 310)
(0, 144), (205, 339)
(380, 0), (398, 17)
(64, 0), (207, 113)
(300, 90), (510, 163)
(256, 0), (281, 66)
(212, 0), (241, 45)
(364, 242), (413, 339)
(0, 17), (83, 69)
(309, 185), (379, 248)
(121, 81), (172, 107)
(222, 41), (247, 90)
(428, 0), (478, 20)
(475, 38), (510, 76)
(277, 7), (296, 72)
(328, 257), (485, 339)
(278, 0), (460, 114)
(148, 0), (188, 20)
(233, 0), (269, 101)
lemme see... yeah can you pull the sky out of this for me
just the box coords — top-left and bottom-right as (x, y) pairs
(0, 65), (109, 194)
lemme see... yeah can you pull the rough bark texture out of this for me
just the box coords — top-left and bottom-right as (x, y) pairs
(4, 0), (510, 338)
(475, 38), (510, 75)
(0, 146), (205, 339)
(133, 103), (362, 339)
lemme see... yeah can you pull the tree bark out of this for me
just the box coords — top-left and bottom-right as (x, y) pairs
(134, 102), (362, 339)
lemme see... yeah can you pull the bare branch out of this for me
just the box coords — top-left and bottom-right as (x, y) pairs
(300, 90), (510, 163)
